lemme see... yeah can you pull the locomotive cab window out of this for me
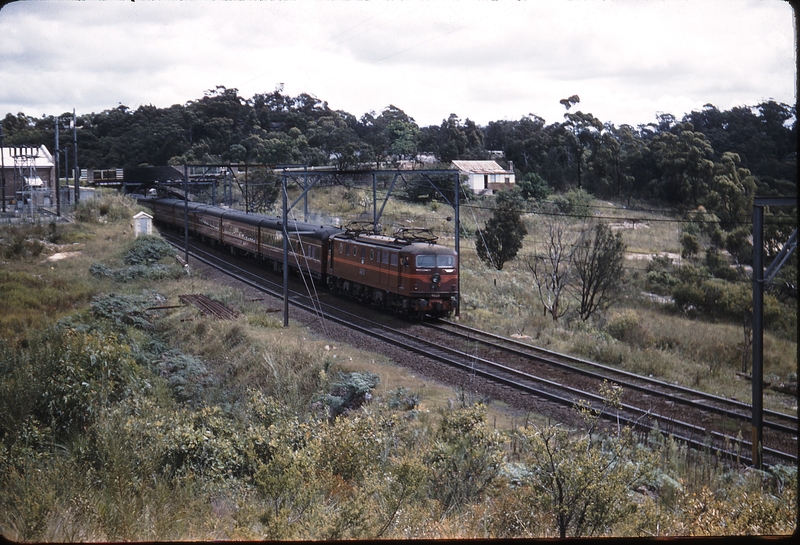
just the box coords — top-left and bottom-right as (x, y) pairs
(415, 255), (436, 268)
(437, 255), (455, 268)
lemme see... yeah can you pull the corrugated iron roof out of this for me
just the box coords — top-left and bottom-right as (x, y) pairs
(1, 145), (54, 167)
(451, 160), (511, 174)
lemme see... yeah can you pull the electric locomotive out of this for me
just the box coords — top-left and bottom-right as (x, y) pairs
(141, 197), (458, 318)
(327, 223), (458, 317)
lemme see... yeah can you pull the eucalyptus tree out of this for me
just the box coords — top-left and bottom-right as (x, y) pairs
(704, 152), (757, 230)
(585, 126), (621, 197)
(649, 122), (715, 206)
(484, 114), (548, 174)
(0, 112), (55, 149)
(358, 105), (418, 167)
(562, 110), (604, 190)
(557, 95), (604, 190)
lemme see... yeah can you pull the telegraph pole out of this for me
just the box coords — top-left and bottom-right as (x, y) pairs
(1, 122), (7, 213)
(183, 165), (189, 265)
(72, 109), (79, 204)
(54, 118), (60, 216)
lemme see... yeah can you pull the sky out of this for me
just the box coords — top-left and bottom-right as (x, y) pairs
(0, 0), (796, 129)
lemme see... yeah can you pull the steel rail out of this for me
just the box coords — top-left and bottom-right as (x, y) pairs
(430, 320), (798, 435)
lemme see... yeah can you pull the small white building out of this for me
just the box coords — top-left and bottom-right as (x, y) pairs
(133, 211), (153, 237)
(451, 160), (515, 195)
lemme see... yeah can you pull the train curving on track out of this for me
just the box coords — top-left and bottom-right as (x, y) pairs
(141, 197), (458, 318)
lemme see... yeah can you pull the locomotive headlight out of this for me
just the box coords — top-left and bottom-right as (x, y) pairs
(432, 273), (441, 285)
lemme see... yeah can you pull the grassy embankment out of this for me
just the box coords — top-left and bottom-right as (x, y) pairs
(0, 190), (795, 540)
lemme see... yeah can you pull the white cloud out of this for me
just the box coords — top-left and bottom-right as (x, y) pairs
(0, 0), (794, 128)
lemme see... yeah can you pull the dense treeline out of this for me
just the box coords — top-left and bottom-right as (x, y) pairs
(2, 86), (796, 250)
(2, 86), (795, 199)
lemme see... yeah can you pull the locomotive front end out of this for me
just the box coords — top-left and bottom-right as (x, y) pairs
(401, 243), (459, 317)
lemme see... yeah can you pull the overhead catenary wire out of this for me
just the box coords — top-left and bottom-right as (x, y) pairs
(287, 207), (331, 336)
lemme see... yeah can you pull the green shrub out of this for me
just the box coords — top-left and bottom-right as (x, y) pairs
(1, 226), (47, 260)
(645, 270), (678, 295)
(553, 188), (592, 216)
(318, 371), (379, 419)
(90, 292), (164, 329)
(670, 278), (792, 336)
(123, 235), (174, 265)
(518, 172), (551, 202)
(680, 232), (700, 259)
(426, 403), (504, 513)
(386, 387), (420, 411)
(646, 254), (674, 273)
(155, 350), (212, 406)
(0, 325), (141, 443)
(131, 404), (251, 480)
(704, 247), (739, 281)
(606, 310), (653, 348)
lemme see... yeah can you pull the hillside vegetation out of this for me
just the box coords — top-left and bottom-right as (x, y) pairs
(0, 192), (796, 540)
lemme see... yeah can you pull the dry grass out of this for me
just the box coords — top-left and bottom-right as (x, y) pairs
(448, 196), (796, 416)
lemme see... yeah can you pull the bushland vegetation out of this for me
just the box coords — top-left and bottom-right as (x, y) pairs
(0, 191), (796, 540)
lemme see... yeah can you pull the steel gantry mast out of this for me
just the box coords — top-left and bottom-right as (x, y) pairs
(751, 196), (797, 469)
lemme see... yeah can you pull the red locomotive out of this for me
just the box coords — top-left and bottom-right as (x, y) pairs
(141, 198), (458, 318)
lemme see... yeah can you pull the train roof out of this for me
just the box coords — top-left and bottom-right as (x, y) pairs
(331, 231), (455, 254)
(141, 197), (344, 239)
(401, 242), (457, 255)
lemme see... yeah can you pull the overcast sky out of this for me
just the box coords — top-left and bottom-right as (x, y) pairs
(0, 0), (795, 129)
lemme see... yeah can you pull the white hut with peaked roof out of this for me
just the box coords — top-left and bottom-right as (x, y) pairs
(451, 160), (515, 195)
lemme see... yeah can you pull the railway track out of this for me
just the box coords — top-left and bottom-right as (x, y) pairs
(425, 321), (798, 435)
(161, 230), (798, 468)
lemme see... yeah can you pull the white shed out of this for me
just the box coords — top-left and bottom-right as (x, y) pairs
(451, 160), (515, 195)
(133, 211), (153, 237)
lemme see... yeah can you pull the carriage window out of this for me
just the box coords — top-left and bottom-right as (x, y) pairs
(361, 247), (366, 259)
(339, 242), (344, 254)
(382, 251), (389, 264)
(352, 245), (358, 257)
(437, 255), (455, 268)
(370, 249), (375, 261)
(390, 253), (398, 266)
(415, 255), (436, 268)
